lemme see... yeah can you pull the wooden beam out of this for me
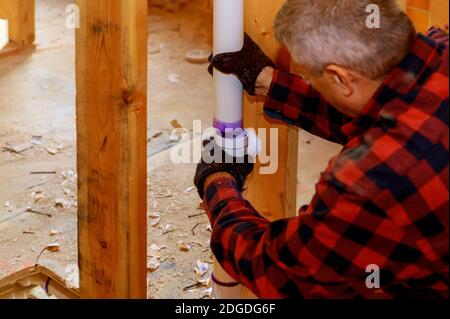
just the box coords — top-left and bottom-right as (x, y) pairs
(406, 0), (431, 33)
(240, 0), (298, 299)
(243, 0), (298, 221)
(429, 0), (449, 28)
(397, 0), (408, 11)
(0, 0), (34, 47)
(400, 0), (449, 32)
(75, 0), (148, 299)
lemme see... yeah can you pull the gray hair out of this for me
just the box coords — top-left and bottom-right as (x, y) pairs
(274, 0), (416, 79)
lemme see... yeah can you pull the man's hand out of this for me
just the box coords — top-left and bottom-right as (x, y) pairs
(208, 33), (275, 96)
(194, 140), (254, 199)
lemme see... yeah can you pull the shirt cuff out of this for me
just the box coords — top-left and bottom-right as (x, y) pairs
(203, 176), (243, 222)
(263, 69), (283, 113)
(263, 69), (309, 121)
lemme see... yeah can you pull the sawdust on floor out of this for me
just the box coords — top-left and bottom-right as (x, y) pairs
(0, 0), (341, 299)
(0, 0), (217, 299)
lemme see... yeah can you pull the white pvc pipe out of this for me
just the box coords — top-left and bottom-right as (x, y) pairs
(0, 19), (8, 51)
(211, 0), (246, 299)
(212, 257), (243, 299)
(213, 0), (244, 133)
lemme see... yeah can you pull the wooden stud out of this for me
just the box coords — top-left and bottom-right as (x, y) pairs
(429, 0), (449, 29)
(400, 0), (449, 31)
(0, 0), (35, 47)
(240, 0), (298, 299)
(210, 0), (298, 300)
(397, 0), (408, 11)
(243, 0), (299, 221)
(407, 2), (431, 33)
(75, 0), (148, 299)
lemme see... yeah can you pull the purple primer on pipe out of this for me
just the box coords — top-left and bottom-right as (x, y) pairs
(213, 119), (243, 135)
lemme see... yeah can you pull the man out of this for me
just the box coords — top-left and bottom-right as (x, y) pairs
(194, 0), (449, 298)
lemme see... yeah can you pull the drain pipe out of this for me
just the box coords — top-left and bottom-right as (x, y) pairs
(213, 0), (244, 136)
(211, 0), (250, 299)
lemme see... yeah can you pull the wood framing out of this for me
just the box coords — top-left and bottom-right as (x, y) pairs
(75, 0), (148, 299)
(397, 0), (407, 11)
(238, 0), (299, 299)
(399, 0), (449, 32)
(243, 0), (299, 221)
(429, 0), (449, 28)
(0, 0), (35, 47)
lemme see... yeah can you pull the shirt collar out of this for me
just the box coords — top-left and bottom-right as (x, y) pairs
(343, 32), (444, 138)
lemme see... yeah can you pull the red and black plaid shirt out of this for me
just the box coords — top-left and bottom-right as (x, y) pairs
(204, 28), (449, 299)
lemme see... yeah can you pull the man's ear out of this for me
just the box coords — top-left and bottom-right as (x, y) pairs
(324, 64), (355, 97)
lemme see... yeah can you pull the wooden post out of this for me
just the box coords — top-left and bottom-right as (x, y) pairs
(405, 0), (431, 33)
(75, 0), (148, 299)
(0, 0), (35, 47)
(429, 0), (449, 28)
(397, 0), (407, 12)
(243, 0), (298, 221)
(240, 0), (298, 299)
(399, 0), (449, 33)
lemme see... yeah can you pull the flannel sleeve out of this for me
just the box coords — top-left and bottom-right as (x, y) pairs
(263, 69), (353, 145)
(203, 166), (408, 298)
(427, 26), (449, 45)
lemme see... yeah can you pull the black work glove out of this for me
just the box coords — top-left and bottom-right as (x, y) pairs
(208, 33), (275, 96)
(194, 139), (254, 199)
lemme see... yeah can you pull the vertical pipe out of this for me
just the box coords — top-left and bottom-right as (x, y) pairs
(211, 0), (245, 299)
(213, 0), (244, 133)
(0, 19), (8, 50)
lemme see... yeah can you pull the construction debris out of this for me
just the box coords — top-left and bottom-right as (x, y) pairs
(147, 258), (161, 272)
(149, 42), (165, 55)
(28, 286), (57, 299)
(31, 190), (46, 203)
(168, 74), (180, 83)
(151, 131), (164, 139)
(155, 192), (172, 198)
(61, 170), (77, 184)
(149, 211), (161, 219)
(3, 142), (32, 154)
(5, 201), (12, 212)
(183, 186), (195, 193)
(26, 181), (48, 190)
(0, 266), (80, 299)
(45, 243), (61, 252)
(62, 187), (75, 197)
(191, 223), (200, 235)
(149, 243), (162, 259)
(26, 207), (52, 218)
(183, 282), (204, 291)
(49, 229), (62, 236)
(55, 198), (70, 209)
(31, 135), (42, 145)
(170, 119), (183, 129)
(30, 171), (57, 175)
(188, 212), (205, 218)
(177, 241), (192, 252)
(185, 49), (210, 64)
(46, 147), (57, 155)
(195, 260), (208, 277)
(150, 218), (161, 227)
